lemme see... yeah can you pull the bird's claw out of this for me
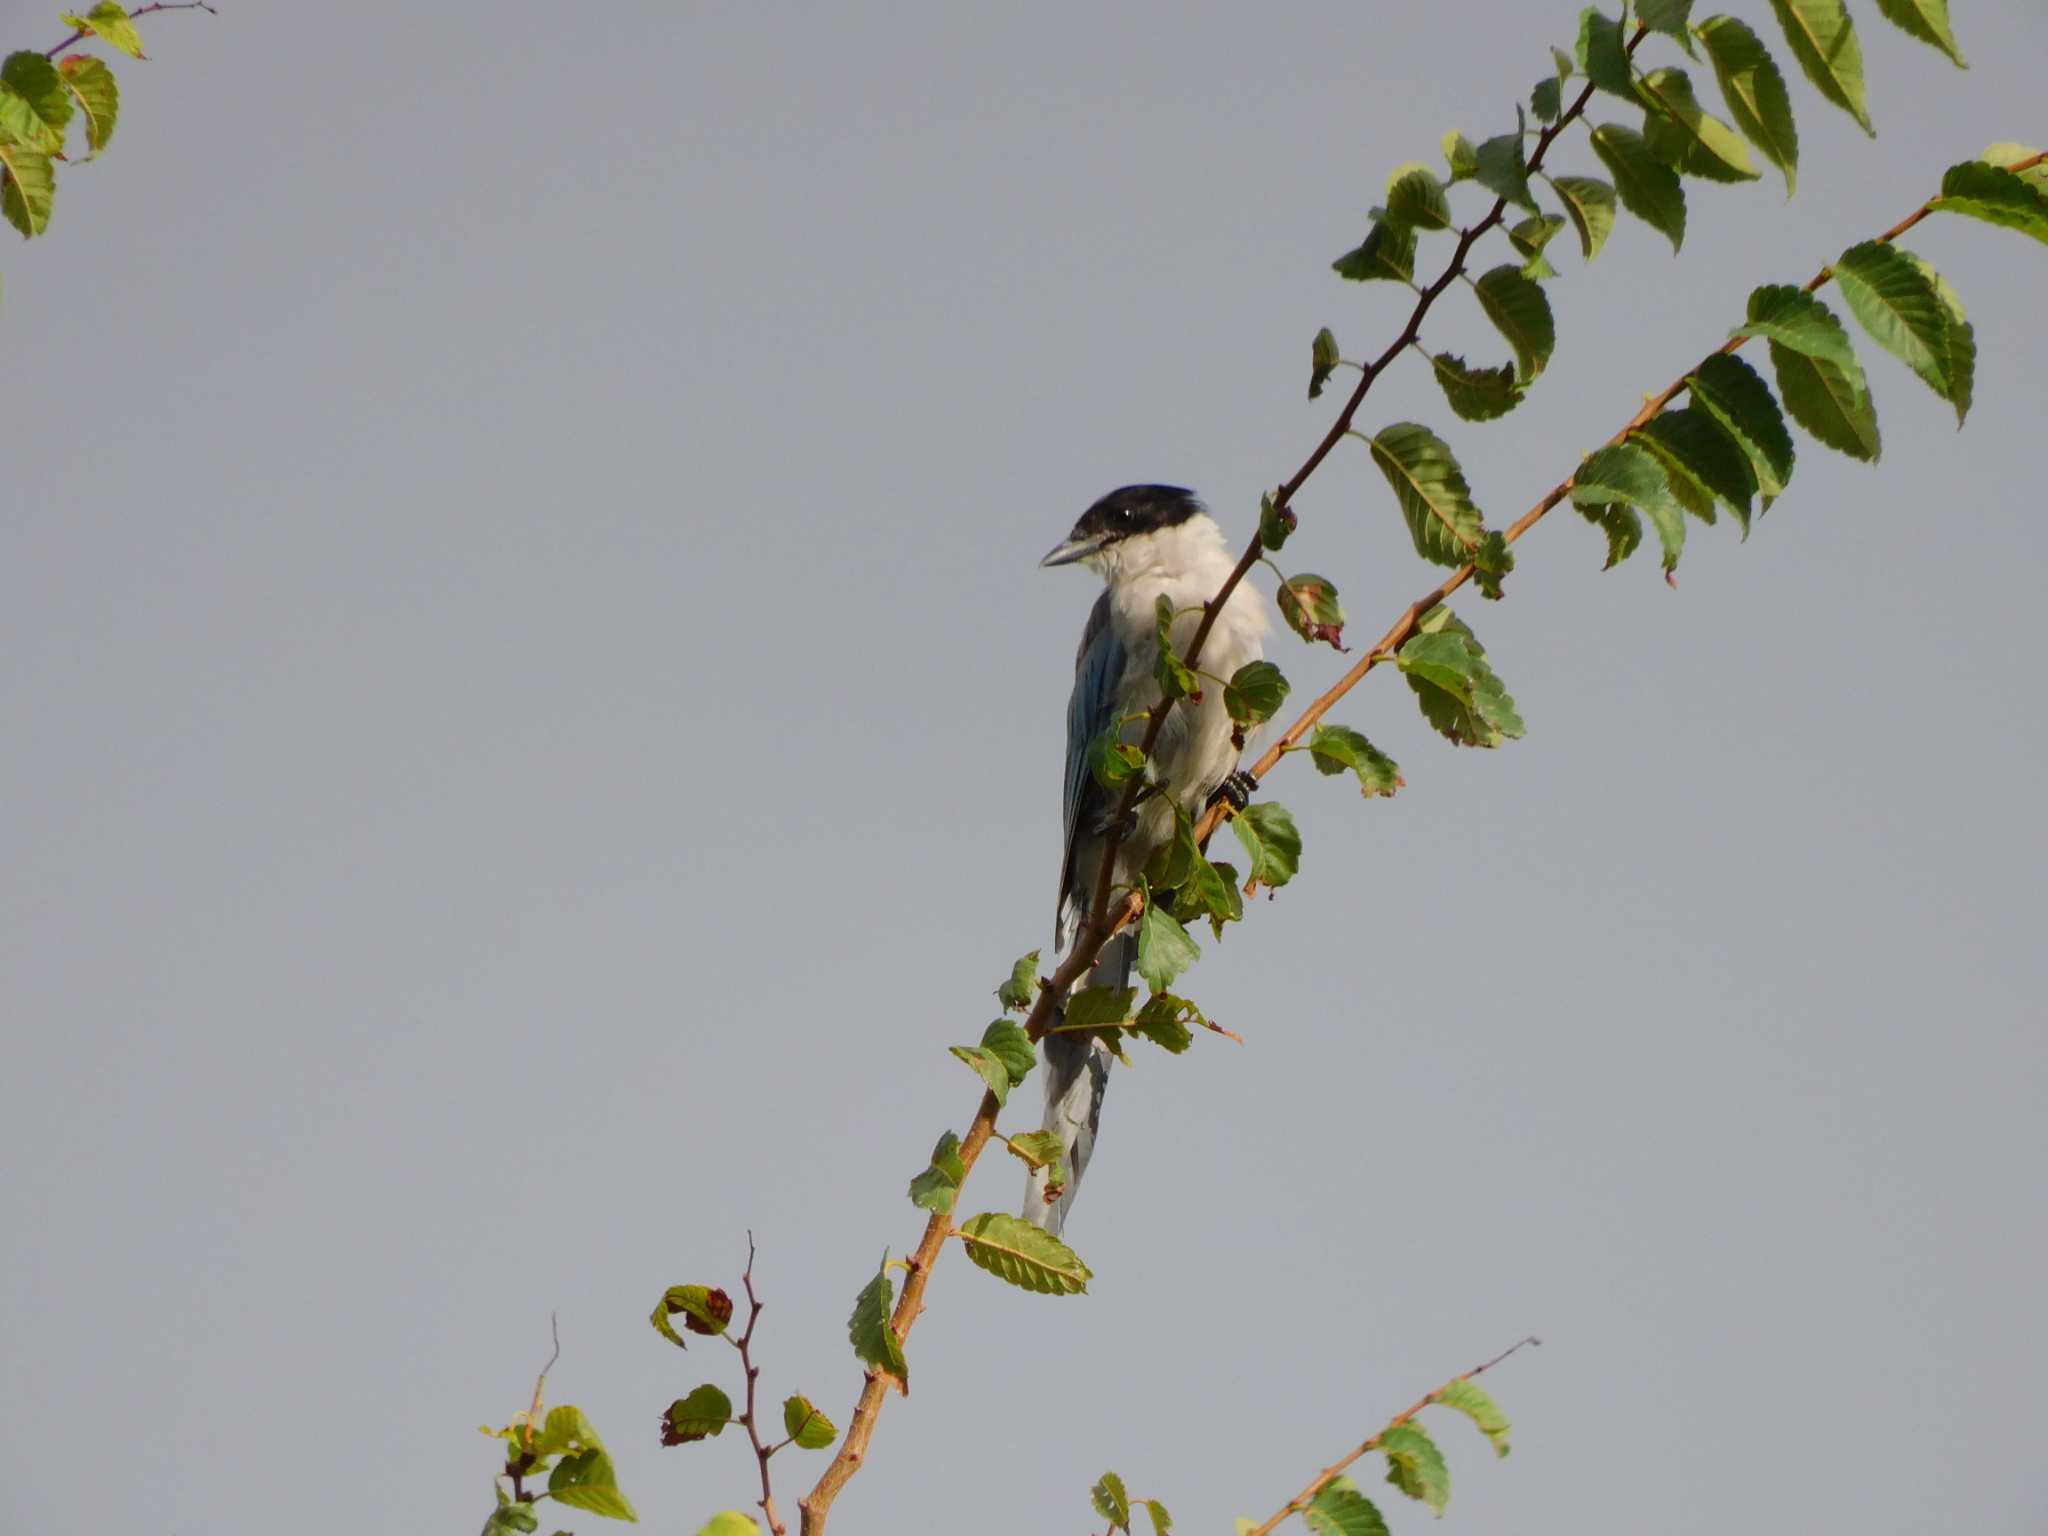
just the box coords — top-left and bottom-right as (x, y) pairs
(1207, 770), (1257, 813)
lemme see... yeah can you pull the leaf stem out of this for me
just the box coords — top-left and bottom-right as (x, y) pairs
(44, 0), (217, 59)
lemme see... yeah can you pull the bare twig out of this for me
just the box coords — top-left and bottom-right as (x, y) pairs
(1245, 1337), (1541, 1536)
(45, 1), (217, 59)
(732, 1234), (789, 1536)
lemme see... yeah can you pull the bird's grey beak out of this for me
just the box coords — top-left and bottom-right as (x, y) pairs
(1040, 532), (1107, 568)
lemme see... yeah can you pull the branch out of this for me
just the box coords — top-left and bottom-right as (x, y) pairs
(731, 1235), (788, 1536)
(45, 1), (217, 58)
(1244, 1336), (1540, 1536)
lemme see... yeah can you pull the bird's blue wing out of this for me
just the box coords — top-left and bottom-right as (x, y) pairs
(1057, 591), (1125, 947)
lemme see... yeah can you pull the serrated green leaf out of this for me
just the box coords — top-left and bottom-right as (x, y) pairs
(1573, 442), (1687, 572)
(55, 55), (116, 156)
(1092, 1471), (1132, 1528)
(1174, 854), (1244, 938)
(950, 1045), (1011, 1106)
(1435, 1379), (1512, 1457)
(1637, 67), (1759, 182)
(1981, 143), (2047, 194)
(549, 1449), (639, 1522)
(1872, 0), (1964, 66)
(1153, 595), (1198, 701)
(1734, 284), (1859, 370)
(1695, 15), (1799, 194)
(1384, 162), (1452, 231)
(1688, 352), (1794, 502)
(1896, 250), (1973, 426)
(1368, 422), (1485, 567)
(848, 1252), (908, 1388)
(1578, 501), (1643, 567)
(1639, 0), (1697, 48)
(1740, 287), (1878, 460)
(981, 1018), (1036, 1085)
(1575, 8), (1634, 97)
(1064, 985), (1136, 1029)
(1305, 1478), (1391, 1536)
(694, 1515), (760, 1536)
(1379, 1422), (1450, 1514)
(1333, 219), (1416, 284)
(1590, 124), (1686, 251)
(1473, 265), (1555, 381)
(1441, 130), (1478, 181)
(1006, 1128), (1066, 1168)
(1307, 725), (1402, 797)
(1930, 160), (2048, 246)
(958, 1211), (1092, 1295)
(652, 1284), (731, 1343)
(1309, 326), (1341, 400)
(1426, 354), (1523, 423)
(1832, 242), (1952, 404)
(1508, 212), (1566, 268)
(1634, 407), (1757, 530)
(1260, 493), (1297, 551)
(0, 52), (72, 153)
(908, 1129), (966, 1214)
(1141, 1499), (1173, 1535)
(998, 950), (1040, 1011)
(61, 4), (146, 60)
(534, 1406), (605, 1460)
(0, 140), (55, 239)
(485, 1494), (540, 1535)
(1088, 721), (1146, 793)
(1547, 175), (1617, 261)
(1131, 992), (1200, 1053)
(1768, 0), (1871, 135)
(1472, 121), (1538, 212)
(1531, 76), (1563, 124)
(1136, 882), (1200, 993)
(1224, 660), (1291, 726)
(1399, 608), (1524, 747)
(1277, 573), (1346, 649)
(1143, 801), (1199, 893)
(781, 1395), (836, 1450)
(663, 1385), (733, 1442)
(1473, 528), (1515, 600)
(1230, 801), (1302, 888)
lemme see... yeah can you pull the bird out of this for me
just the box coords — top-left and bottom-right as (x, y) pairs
(1023, 485), (1270, 1234)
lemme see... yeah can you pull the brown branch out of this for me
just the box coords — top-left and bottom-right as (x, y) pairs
(731, 1234), (789, 1536)
(45, 1), (217, 59)
(1244, 1337), (1540, 1536)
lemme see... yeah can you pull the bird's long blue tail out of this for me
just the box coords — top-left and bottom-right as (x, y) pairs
(1021, 931), (1131, 1233)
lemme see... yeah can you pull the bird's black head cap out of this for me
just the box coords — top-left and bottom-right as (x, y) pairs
(1071, 484), (1204, 543)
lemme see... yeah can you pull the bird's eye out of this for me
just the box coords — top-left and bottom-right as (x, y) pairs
(1118, 507), (1135, 523)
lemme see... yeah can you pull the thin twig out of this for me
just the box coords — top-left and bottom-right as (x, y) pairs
(45, 1), (217, 59)
(1244, 1337), (1540, 1536)
(732, 1234), (789, 1536)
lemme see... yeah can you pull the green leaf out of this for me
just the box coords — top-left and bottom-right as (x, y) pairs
(909, 1130), (966, 1214)
(1277, 572), (1346, 650)
(1531, 76), (1563, 124)
(1872, 0), (1964, 65)
(693, 1515), (760, 1536)
(1005, 1129), (1066, 1168)
(780, 1395), (837, 1450)
(549, 1449), (639, 1523)
(1578, 501), (1643, 567)
(55, 54), (116, 156)
(949, 1045), (1011, 1107)
(1637, 67), (1759, 182)
(848, 1252), (908, 1388)
(1305, 1478), (1391, 1536)
(485, 1492), (540, 1536)
(1930, 160), (2048, 246)
(1426, 354), (1523, 423)
(662, 1385), (732, 1442)
(0, 52), (73, 153)
(1153, 595), (1198, 701)
(1383, 162), (1452, 231)
(1572, 443), (1687, 572)
(1472, 528), (1515, 600)
(1399, 608), (1524, 747)
(1141, 1499), (1173, 1535)
(1896, 249), (1973, 426)
(1333, 218), (1416, 284)
(1435, 1379), (1512, 1457)
(1306, 725), (1402, 797)
(1634, 407), (1757, 530)
(1380, 1423), (1451, 1514)
(1472, 120), (1538, 212)
(534, 1406), (605, 1460)
(0, 140), (55, 238)
(1739, 287), (1878, 461)
(1064, 985), (1136, 1029)
(1368, 422), (1485, 567)
(1982, 143), (2047, 194)
(1507, 213), (1566, 277)
(998, 950), (1040, 1012)
(1589, 124), (1686, 251)
(1688, 352), (1795, 502)
(1092, 1471), (1132, 1529)
(1224, 660), (1291, 726)
(60, 4), (147, 60)
(1441, 130), (1478, 181)
(1259, 492), (1297, 551)
(1639, 0), (1697, 48)
(1767, 0), (1872, 135)
(1174, 854), (1244, 938)
(1143, 802), (1199, 894)
(1088, 722), (1146, 792)
(1832, 242), (1953, 406)
(957, 1211), (1092, 1295)
(1695, 15), (1800, 194)
(1132, 992), (1200, 1053)
(652, 1284), (732, 1344)
(1472, 264), (1555, 381)
(981, 1018), (1036, 1085)
(1230, 801), (1302, 888)
(1136, 882), (1200, 993)
(1309, 326), (1341, 400)
(1547, 174), (1617, 260)
(1575, 8), (1634, 98)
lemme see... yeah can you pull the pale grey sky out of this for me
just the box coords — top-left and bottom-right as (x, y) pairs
(4, 4), (2044, 1534)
